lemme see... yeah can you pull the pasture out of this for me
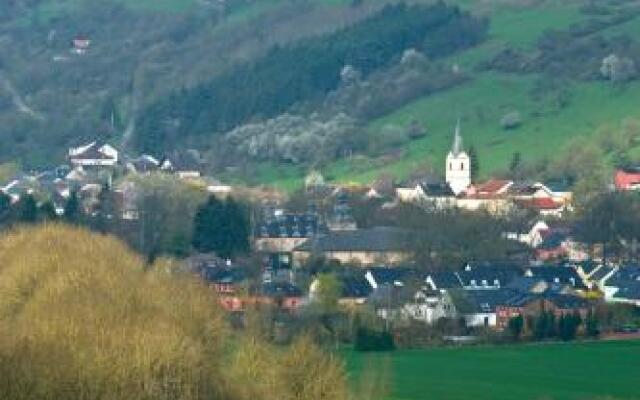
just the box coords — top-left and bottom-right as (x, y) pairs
(345, 340), (640, 400)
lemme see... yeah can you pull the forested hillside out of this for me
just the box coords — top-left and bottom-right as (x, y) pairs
(2, 0), (640, 189)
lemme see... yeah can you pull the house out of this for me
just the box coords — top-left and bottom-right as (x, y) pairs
(126, 155), (160, 175)
(448, 288), (521, 328)
(505, 220), (550, 248)
(515, 197), (567, 218)
(160, 151), (203, 179)
(535, 231), (570, 261)
(251, 282), (305, 312)
(456, 262), (522, 290)
(523, 266), (587, 293)
(326, 191), (357, 231)
(292, 227), (414, 267)
(69, 142), (119, 169)
(601, 266), (640, 306)
(424, 271), (463, 291)
(403, 288), (457, 324)
(364, 267), (414, 290)
(254, 212), (327, 269)
(201, 265), (248, 312)
(496, 293), (591, 331)
(71, 37), (91, 55)
(614, 167), (640, 191)
(309, 274), (372, 307)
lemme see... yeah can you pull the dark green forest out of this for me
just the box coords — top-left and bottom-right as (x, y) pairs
(135, 3), (488, 155)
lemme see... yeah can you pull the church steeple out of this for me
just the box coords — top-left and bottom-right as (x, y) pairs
(451, 118), (463, 156)
(446, 119), (471, 195)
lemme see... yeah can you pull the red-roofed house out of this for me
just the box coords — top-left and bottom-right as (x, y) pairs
(515, 197), (566, 218)
(615, 168), (640, 191)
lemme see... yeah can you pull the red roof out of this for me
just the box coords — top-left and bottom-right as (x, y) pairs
(615, 169), (640, 190)
(475, 179), (512, 195)
(516, 198), (563, 210)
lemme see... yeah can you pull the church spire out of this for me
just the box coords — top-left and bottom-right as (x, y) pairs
(451, 118), (463, 156)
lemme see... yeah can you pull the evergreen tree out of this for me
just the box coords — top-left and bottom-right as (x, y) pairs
(468, 145), (479, 182)
(192, 196), (250, 259)
(192, 195), (225, 254)
(585, 309), (600, 338)
(509, 151), (522, 176)
(93, 184), (116, 233)
(0, 192), (12, 226)
(225, 198), (250, 256)
(16, 194), (38, 223)
(64, 191), (82, 224)
(39, 201), (58, 222)
(507, 315), (524, 340)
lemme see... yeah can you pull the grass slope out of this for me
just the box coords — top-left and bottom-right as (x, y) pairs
(346, 340), (640, 400)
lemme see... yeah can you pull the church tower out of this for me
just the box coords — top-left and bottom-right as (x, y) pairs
(445, 120), (471, 195)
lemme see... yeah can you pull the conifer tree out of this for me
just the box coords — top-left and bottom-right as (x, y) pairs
(63, 191), (82, 224)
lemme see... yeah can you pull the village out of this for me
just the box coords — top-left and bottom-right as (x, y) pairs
(1, 123), (639, 346)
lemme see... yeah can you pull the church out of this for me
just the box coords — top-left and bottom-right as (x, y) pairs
(445, 120), (471, 195)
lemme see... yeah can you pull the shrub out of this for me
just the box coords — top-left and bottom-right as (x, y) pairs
(354, 327), (395, 352)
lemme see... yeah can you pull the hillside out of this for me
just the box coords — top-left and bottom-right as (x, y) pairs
(1, 0), (640, 189)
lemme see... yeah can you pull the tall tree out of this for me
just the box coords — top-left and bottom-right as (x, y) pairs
(63, 191), (82, 224)
(39, 201), (57, 222)
(192, 196), (250, 259)
(16, 194), (38, 223)
(468, 145), (479, 182)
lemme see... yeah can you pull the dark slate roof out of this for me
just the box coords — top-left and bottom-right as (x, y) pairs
(341, 276), (373, 298)
(201, 267), (246, 285)
(606, 266), (640, 287)
(591, 266), (616, 282)
(506, 276), (546, 293)
(537, 232), (568, 250)
(260, 282), (303, 298)
(449, 288), (520, 314)
(130, 156), (159, 173)
(613, 282), (640, 301)
(366, 267), (415, 287)
(457, 265), (521, 288)
(544, 179), (572, 193)
(294, 227), (413, 253)
(426, 271), (462, 289)
(572, 261), (599, 275)
(525, 266), (587, 290)
(257, 213), (326, 238)
(419, 182), (456, 197)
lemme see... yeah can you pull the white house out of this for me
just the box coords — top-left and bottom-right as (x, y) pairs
(402, 288), (456, 324)
(69, 142), (119, 168)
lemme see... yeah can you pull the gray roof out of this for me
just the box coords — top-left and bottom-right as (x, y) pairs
(426, 271), (462, 289)
(526, 266), (587, 290)
(257, 213), (326, 239)
(295, 227), (413, 253)
(449, 288), (520, 314)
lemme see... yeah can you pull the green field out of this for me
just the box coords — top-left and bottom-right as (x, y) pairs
(345, 341), (640, 400)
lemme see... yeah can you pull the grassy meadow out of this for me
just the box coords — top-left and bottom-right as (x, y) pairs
(345, 340), (640, 400)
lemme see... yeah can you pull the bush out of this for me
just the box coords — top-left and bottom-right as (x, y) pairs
(354, 327), (395, 352)
(500, 111), (522, 130)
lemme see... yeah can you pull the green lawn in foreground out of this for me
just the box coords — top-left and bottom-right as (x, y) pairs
(345, 340), (640, 400)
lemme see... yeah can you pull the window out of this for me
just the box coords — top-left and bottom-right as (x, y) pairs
(449, 163), (453, 170)
(470, 279), (476, 287)
(461, 162), (465, 170)
(482, 279), (488, 287)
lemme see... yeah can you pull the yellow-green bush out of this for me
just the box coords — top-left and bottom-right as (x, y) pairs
(0, 225), (347, 400)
